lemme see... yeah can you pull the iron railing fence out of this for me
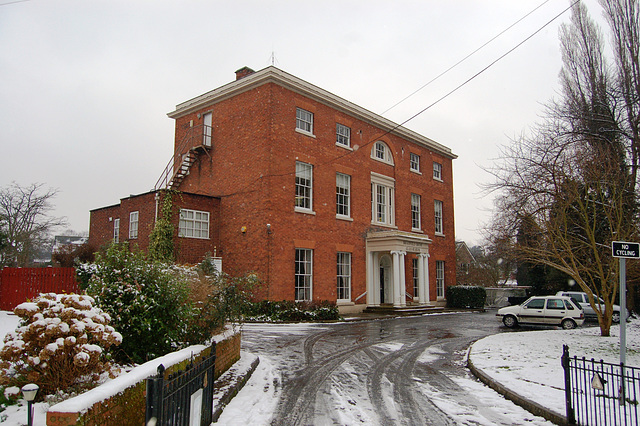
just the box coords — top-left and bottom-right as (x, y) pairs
(563, 345), (640, 426)
(146, 343), (216, 426)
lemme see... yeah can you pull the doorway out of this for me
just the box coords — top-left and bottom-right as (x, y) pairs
(379, 255), (391, 304)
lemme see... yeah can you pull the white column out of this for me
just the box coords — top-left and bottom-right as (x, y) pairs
(391, 251), (401, 306)
(370, 251), (380, 306)
(366, 251), (374, 306)
(418, 253), (427, 304)
(423, 253), (430, 303)
(399, 252), (406, 307)
(391, 251), (406, 307)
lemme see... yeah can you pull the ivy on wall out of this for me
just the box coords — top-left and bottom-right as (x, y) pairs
(148, 189), (177, 263)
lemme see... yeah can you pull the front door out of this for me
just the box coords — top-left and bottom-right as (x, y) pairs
(379, 255), (391, 304)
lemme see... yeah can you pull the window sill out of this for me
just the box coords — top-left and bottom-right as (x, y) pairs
(410, 169), (422, 175)
(178, 235), (211, 240)
(336, 142), (353, 151)
(433, 177), (443, 182)
(336, 215), (353, 222)
(370, 156), (394, 166)
(411, 228), (424, 233)
(295, 207), (316, 215)
(371, 222), (397, 229)
(435, 232), (445, 238)
(295, 128), (316, 138)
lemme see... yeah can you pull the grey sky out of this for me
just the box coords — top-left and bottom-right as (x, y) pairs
(0, 0), (603, 246)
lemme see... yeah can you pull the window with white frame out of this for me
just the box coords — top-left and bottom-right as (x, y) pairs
(436, 260), (445, 298)
(295, 248), (313, 301)
(295, 162), (313, 211)
(337, 252), (351, 301)
(433, 162), (443, 180)
(336, 123), (351, 147)
(434, 200), (443, 234)
(371, 172), (395, 226)
(179, 209), (210, 239)
(296, 108), (313, 134)
(411, 193), (421, 230)
(336, 172), (351, 218)
(371, 141), (394, 165)
(410, 153), (420, 172)
(113, 218), (120, 243)
(412, 258), (419, 298)
(129, 211), (138, 239)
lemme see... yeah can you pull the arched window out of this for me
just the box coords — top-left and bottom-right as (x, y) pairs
(371, 141), (394, 165)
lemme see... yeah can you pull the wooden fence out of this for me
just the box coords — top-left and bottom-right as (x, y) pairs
(0, 267), (80, 311)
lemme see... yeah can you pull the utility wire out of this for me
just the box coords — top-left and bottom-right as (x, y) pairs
(382, 0), (552, 114)
(390, 0), (581, 134)
(0, 0), (32, 6)
(201, 1), (581, 199)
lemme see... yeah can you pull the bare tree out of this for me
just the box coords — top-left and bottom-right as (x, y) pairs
(485, 2), (639, 336)
(0, 182), (67, 267)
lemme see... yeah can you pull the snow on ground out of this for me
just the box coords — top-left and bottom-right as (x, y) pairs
(1, 310), (639, 425)
(469, 320), (640, 418)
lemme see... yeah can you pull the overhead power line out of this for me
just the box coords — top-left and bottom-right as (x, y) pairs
(383, 0), (552, 114)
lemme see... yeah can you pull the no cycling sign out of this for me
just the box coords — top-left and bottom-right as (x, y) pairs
(612, 241), (640, 258)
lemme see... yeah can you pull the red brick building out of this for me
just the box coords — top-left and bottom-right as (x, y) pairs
(89, 66), (457, 312)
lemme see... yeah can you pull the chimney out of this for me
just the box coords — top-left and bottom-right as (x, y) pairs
(235, 66), (255, 81)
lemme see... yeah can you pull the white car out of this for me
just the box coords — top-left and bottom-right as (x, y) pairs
(556, 291), (623, 323)
(497, 296), (585, 329)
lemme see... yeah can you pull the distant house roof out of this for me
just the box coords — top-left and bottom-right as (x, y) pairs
(53, 236), (87, 250)
(455, 241), (477, 265)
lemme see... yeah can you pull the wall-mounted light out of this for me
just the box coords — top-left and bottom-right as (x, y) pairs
(241, 226), (247, 234)
(267, 223), (272, 234)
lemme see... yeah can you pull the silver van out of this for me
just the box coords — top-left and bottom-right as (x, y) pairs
(556, 291), (622, 323)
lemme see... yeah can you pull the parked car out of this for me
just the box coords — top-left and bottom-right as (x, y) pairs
(496, 295), (585, 329)
(556, 291), (623, 323)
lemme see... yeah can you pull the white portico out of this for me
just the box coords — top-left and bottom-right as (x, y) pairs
(365, 230), (432, 307)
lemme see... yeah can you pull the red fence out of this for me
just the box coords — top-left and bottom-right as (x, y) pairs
(0, 267), (80, 311)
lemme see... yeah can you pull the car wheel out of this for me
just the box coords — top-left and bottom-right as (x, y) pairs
(503, 315), (518, 328)
(612, 312), (620, 323)
(562, 319), (577, 330)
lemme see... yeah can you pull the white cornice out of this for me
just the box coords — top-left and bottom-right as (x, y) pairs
(167, 66), (457, 159)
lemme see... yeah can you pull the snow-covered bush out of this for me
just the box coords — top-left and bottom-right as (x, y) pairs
(77, 242), (195, 364)
(0, 293), (122, 396)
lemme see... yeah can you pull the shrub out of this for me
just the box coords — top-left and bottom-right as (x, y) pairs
(182, 264), (258, 345)
(79, 243), (194, 364)
(0, 293), (122, 397)
(243, 300), (340, 322)
(446, 285), (487, 309)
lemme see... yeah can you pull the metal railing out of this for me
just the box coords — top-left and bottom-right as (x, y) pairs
(563, 345), (639, 425)
(146, 343), (216, 426)
(154, 124), (212, 191)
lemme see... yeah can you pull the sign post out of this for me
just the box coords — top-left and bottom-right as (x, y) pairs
(612, 241), (639, 406)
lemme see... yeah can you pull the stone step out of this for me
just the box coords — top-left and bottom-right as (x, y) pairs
(362, 304), (444, 316)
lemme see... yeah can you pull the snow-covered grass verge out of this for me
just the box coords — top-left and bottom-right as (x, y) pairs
(469, 321), (640, 417)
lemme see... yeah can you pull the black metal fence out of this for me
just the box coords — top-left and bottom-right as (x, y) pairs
(146, 343), (216, 426)
(563, 345), (640, 425)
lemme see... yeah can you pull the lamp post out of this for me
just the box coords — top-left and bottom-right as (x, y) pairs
(21, 383), (39, 426)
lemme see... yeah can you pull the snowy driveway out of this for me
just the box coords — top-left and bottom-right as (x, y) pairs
(230, 311), (554, 425)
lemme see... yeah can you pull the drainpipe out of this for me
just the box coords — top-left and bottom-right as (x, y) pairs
(154, 192), (159, 223)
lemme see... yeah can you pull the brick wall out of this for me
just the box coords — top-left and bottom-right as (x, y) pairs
(47, 330), (241, 426)
(173, 81), (456, 302)
(88, 191), (221, 265)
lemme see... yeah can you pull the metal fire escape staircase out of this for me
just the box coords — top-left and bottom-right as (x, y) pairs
(154, 124), (212, 191)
